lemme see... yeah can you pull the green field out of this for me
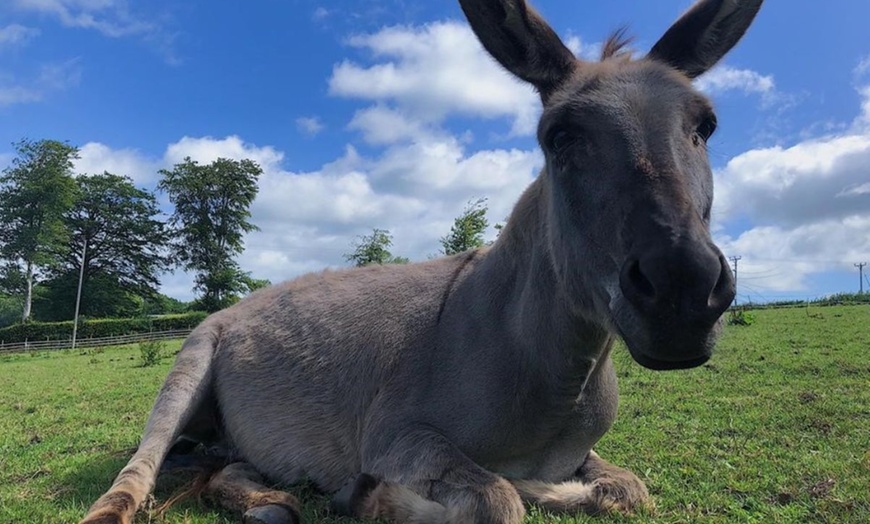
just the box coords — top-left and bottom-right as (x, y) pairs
(1, 305), (868, 523)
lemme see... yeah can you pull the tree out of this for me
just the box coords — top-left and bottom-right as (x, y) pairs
(344, 228), (409, 267)
(0, 139), (78, 322)
(38, 172), (171, 320)
(141, 293), (192, 316)
(240, 274), (271, 294)
(36, 273), (143, 321)
(158, 157), (262, 312)
(440, 198), (489, 255)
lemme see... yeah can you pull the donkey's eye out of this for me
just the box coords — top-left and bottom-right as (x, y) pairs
(549, 130), (576, 154)
(694, 114), (718, 144)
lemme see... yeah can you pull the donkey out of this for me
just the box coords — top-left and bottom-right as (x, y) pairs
(81, 0), (761, 522)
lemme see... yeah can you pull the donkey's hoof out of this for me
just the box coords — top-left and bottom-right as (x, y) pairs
(329, 473), (381, 517)
(243, 504), (299, 524)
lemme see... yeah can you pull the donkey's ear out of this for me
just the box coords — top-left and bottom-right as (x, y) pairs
(647, 0), (763, 79)
(459, 0), (576, 97)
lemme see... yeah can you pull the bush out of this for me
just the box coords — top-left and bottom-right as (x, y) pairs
(0, 312), (208, 344)
(138, 339), (166, 367)
(728, 308), (756, 326)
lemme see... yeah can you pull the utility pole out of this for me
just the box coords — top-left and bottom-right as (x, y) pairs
(729, 255), (742, 305)
(71, 237), (88, 351)
(856, 262), (867, 294)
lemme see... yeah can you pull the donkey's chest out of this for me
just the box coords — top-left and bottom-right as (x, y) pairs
(454, 361), (620, 482)
(480, 408), (605, 481)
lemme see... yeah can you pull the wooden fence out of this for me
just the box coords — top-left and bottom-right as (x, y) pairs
(0, 329), (193, 354)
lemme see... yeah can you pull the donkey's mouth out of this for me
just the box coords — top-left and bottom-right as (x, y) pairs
(611, 295), (723, 372)
(625, 346), (711, 370)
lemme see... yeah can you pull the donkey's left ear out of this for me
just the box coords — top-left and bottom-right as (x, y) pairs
(647, 0), (764, 79)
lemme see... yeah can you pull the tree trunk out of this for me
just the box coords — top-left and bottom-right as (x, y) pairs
(22, 261), (33, 322)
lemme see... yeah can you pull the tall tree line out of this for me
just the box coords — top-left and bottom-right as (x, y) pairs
(0, 137), (501, 326)
(0, 139), (267, 325)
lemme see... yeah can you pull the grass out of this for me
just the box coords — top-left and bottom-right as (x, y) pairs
(1, 305), (868, 524)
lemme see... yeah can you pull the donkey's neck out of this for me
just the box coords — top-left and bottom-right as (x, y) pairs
(469, 175), (613, 383)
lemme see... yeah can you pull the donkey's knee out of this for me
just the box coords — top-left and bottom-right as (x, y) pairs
(440, 475), (525, 524)
(205, 462), (300, 524)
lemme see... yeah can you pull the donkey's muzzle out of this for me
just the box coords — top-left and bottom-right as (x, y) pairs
(618, 240), (735, 366)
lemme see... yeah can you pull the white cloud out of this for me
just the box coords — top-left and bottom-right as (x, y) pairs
(295, 116), (325, 137)
(110, 133), (540, 300)
(695, 65), (774, 95)
(855, 55), (870, 80)
(348, 105), (430, 145)
(0, 24), (40, 49)
(0, 58), (81, 106)
(838, 182), (870, 197)
(328, 21), (539, 136)
(12, 0), (154, 37)
(0, 85), (41, 105)
(75, 142), (158, 185)
(564, 33), (602, 61)
(710, 85), (870, 295)
(11, 0), (179, 63)
(163, 135), (284, 170)
(716, 216), (870, 295)
(714, 134), (870, 226)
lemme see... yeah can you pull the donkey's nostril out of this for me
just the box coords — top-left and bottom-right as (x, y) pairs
(627, 259), (656, 299)
(708, 255), (736, 309)
(621, 244), (734, 323)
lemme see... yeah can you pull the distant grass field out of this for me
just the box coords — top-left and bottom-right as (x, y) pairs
(1, 305), (868, 524)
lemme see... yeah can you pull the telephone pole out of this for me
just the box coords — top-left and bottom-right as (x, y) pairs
(856, 262), (867, 294)
(729, 255), (742, 305)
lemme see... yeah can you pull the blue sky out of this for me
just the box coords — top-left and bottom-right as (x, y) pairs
(1, 0), (869, 303)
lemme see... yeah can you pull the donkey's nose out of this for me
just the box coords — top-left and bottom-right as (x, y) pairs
(620, 243), (735, 324)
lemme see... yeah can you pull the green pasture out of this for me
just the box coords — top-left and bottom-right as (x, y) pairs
(1, 305), (868, 523)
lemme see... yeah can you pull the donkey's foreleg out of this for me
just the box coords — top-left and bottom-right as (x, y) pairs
(80, 330), (217, 524)
(334, 428), (525, 524)
(512, 450), (650, 516)
(204, 462), (300, 524)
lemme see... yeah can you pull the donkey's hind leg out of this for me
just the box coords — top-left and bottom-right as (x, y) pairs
(512, 450), (651, 516)
(80, 329), (218, 524)
(204, 462), (300, 524)
(334, 427), (525, 524)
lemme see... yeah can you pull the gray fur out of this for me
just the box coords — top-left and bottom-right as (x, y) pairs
(81, 1), (763, 522)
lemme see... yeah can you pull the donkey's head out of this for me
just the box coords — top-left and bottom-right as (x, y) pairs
(462, 0), (762, 370)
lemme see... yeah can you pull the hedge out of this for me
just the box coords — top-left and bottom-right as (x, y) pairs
(0, 312), (208, 344)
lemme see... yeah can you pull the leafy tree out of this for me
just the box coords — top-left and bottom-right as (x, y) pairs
(345, 228), (409, 267)
(0, 139), (78, 322)
(158, 157), (262, 312)
(141, 293), (192, 316)
(440, 198), (489, 255)
(36, 273), (144, 321)
(0, 294), (23, 329)
(44, 172), (171, 320)
(240, 274), (271, 294)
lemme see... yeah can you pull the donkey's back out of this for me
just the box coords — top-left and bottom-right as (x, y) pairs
(204, 254), (470, 491)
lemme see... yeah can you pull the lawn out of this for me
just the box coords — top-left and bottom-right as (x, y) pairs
(1, 305), (868, 523)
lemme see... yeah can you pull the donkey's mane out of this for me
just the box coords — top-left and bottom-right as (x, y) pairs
(600, 27), (634, 61)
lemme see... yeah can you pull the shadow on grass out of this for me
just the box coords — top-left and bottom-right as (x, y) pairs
(54, 449), (352, 523)
(52, 449), (237, 522)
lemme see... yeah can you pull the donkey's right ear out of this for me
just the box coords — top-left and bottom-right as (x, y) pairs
(459, 0), (577, 98)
